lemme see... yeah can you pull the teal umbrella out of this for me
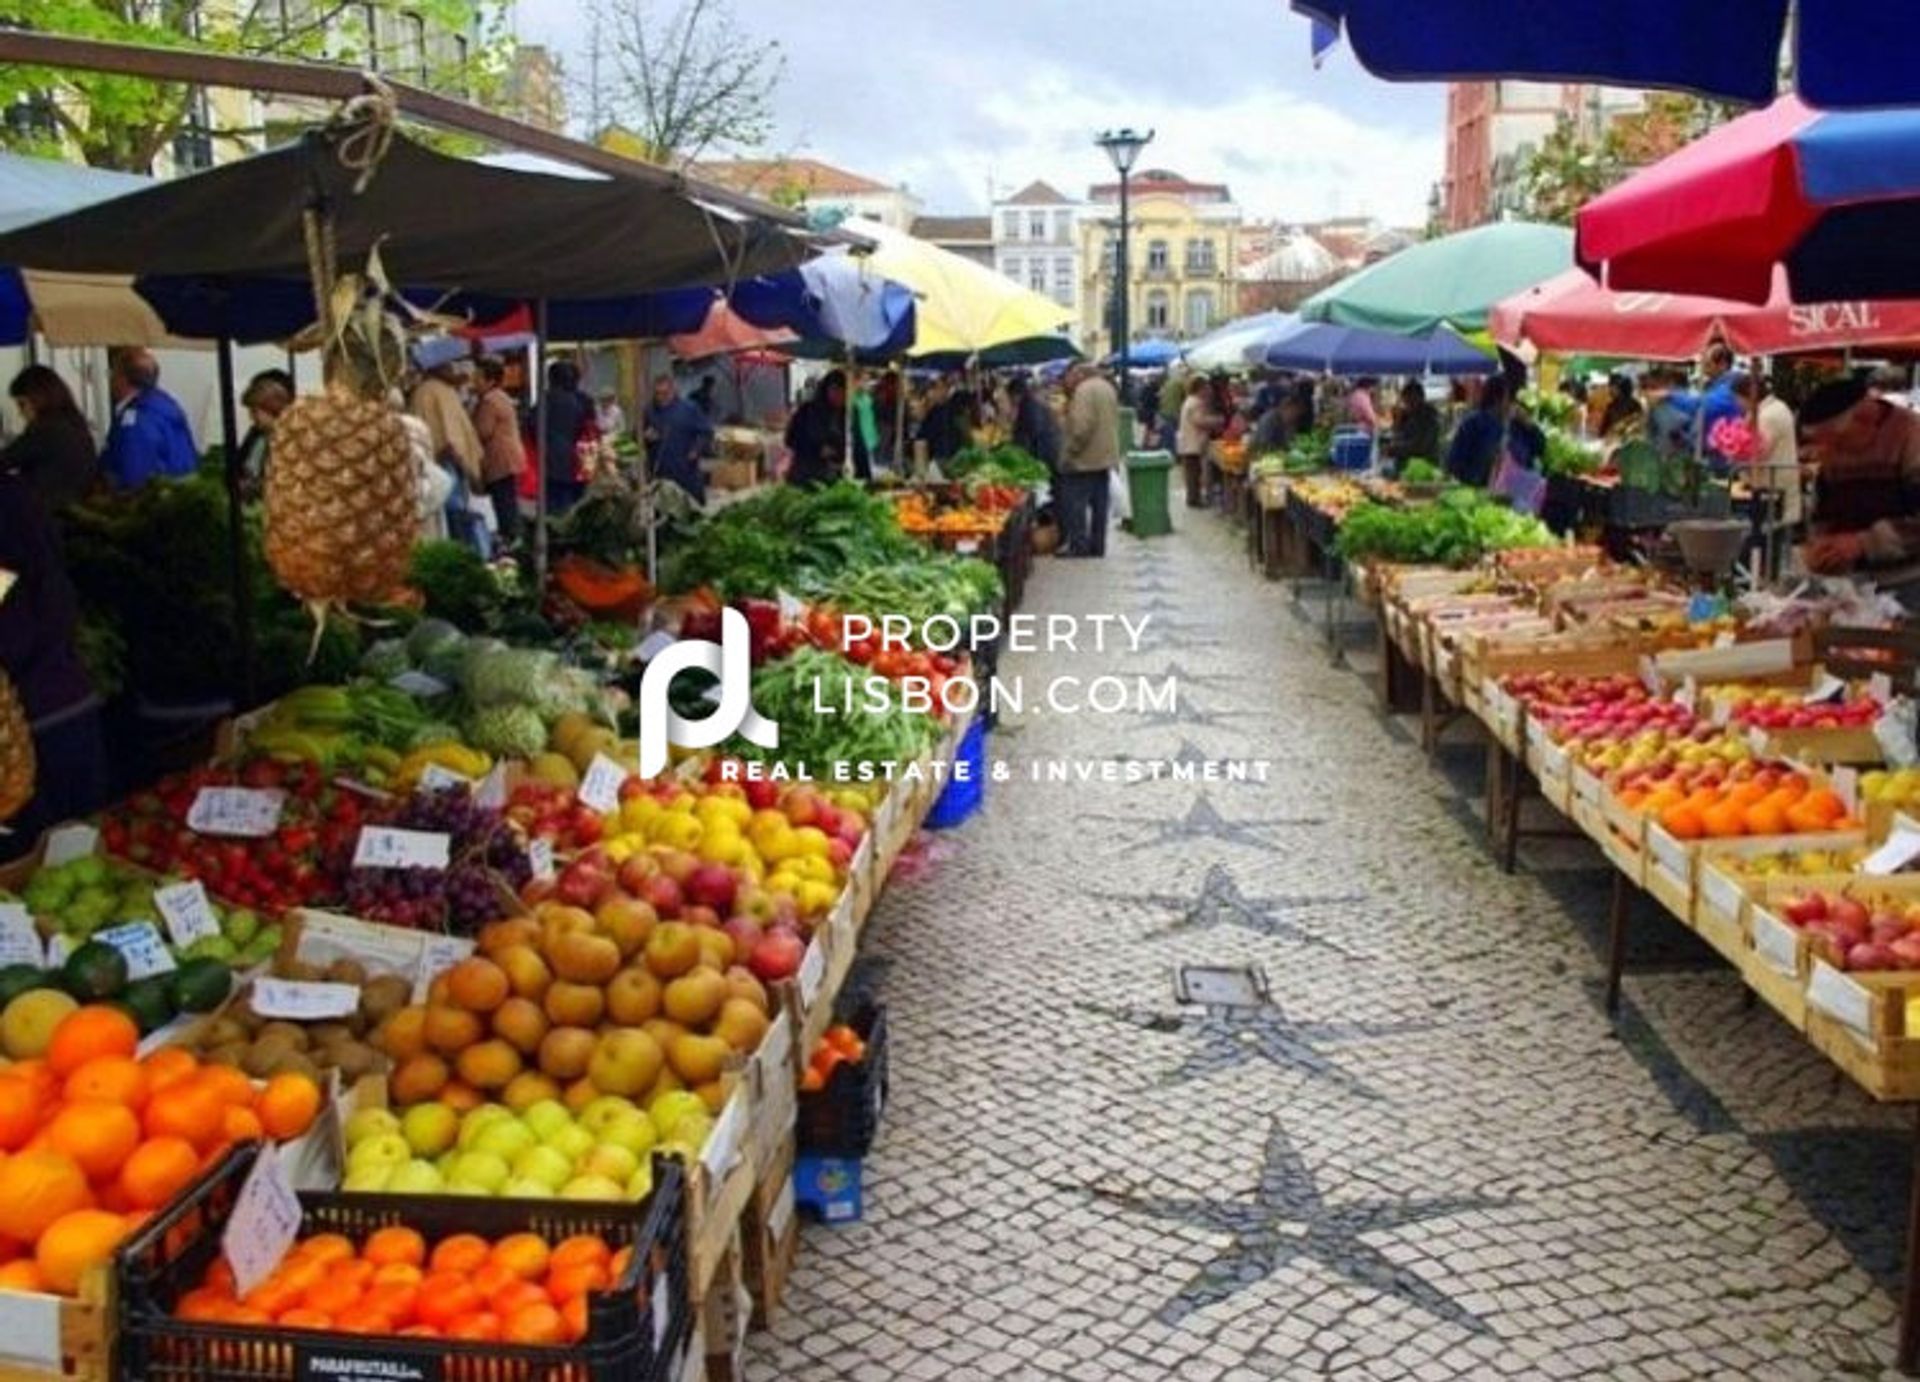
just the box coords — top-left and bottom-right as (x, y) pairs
(1299, 222), (1573, 337)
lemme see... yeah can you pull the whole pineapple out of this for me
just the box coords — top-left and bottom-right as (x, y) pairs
(266, 278), (418, 606)
(0, 672), (34, 823)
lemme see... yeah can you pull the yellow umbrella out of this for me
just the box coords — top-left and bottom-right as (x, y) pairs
(841, 218), (1078, 364)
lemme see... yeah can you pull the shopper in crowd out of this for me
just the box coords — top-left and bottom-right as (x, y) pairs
(1798, 377), (1920, 580)
(691, 376), (719, 420)
(1445, 377), (1510, 488)
(1206, 372), (1244, 443)
(391, 387), (450, 544)
(1059, 363), (1121, 558)
(853, 375), (881, 471)
(644, 373), (715, 504)
(235, 369), (293, 500)
(408, 346), (486, 550)
(1600, 373), (1644, 439)
(0, 471), (109, 862)
(1157, 370), (1187, 439)
(1384, 381), (1441, 466)
(1008, 374), (1061, 474)
(542, 359), (597, 515)
(1734, 371), (1803, 529)
(1346, 376), (1382, 436)
(595, 388), (628, 441)
(873, 371), (903, 469)
(100, 347), (197, 488)
(471, 356), (526, 544)
(916, 376), (965, 464)
(785, 370), (870, 488)
(1176, 376), (1223, 508)
(3, 365), (97, 512)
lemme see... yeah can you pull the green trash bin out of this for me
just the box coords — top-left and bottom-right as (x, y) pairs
(1126, 450), (1176, 538)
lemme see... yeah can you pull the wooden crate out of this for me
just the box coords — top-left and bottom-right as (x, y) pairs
(740, 1135), (798, 1330)
(1745, 724), (1884, 766)
(1598, 790), (1648, 887)
(1802, 964), (1920, 1101)
(1646, 852), (1693, 925)
(687, 1081), (758, 1300)
(741, 1008), (796, 1176)
(697, 1231), (749, 1381)
(0, 1265), (113, 1382)
(1530, 725), (1573, 814)
(1732, 874), (1920, 1031)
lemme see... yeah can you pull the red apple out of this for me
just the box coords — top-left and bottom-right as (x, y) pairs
(749, 929), (804, 982)
(721, 916), (765, 962)
(617, 854), (660, 894)
(682, 904), (721, 932)
(639, 873), (685, 919)
(686, 864), (739, 912)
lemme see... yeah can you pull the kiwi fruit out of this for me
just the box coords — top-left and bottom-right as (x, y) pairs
(255, 1021), (310, 1049)
(329, 1042), (381, 1079)
(268, 1050), (322, 1082)
(359, 976), (411, 1026)
(324, 958), (369, 986)
(279, 960), (323, 983)
(242, 1041), (288, 1078)
(201, 1016), (250, 1049)
(309, 1022), (353, 1048)
(207, 1043), (250, 1068)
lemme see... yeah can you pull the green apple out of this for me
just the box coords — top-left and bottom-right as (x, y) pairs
(448, 1150), (511, 1193)
(511, 1144), (574, 1190)
(342, 1164), (393, 1192)
(558, 1173), (624, 1202)
(401, 1103), (460, 1158)
(343, 1107), (403, 1147)
(472, 1119), (536, 1163)
(625, 1163), (654, 1202)
(457, 1105), (515, 1150)
(346, 1132), (412, 1178)
(501, 1176), (556, 1199)
(595, 1110), (657, 1159)
(578, 1143), (638, 1185)
(578, 1096), (642, 1138)
(436, 1150), (461, 1176)
(443, 1180), (493, 1197)
(521, 1100), (573, 1142)
(387, 1160), (446, 1194)
(545, 1124), (595, 1162)
(647, 1092), (708, 1140)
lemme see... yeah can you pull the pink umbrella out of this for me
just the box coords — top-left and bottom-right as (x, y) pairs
(667, 300), (796, 360)
(1493, 268), (1920, 360)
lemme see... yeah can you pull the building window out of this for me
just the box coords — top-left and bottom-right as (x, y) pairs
(1053, 209), (1072, 241)
(1000, 211), (1020, 240)
(1003, 256), (1022, 284)
(1027, 261), (1046, 293)
(1028, 211), (1047, 240)
(1185, 238), (1216, 275)
(1100, 238), (1118, 277)
(1184, 290), (1215, 336)
(1053, 259), (1073, 305)
(1146, 239), (1169, 274)
(1146, 290), (1171, 331)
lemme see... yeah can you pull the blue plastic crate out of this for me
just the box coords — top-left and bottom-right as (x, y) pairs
(794, 1154), (865, 1223)
(925, 720), (986, 829)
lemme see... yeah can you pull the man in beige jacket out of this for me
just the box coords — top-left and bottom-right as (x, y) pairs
(1059, 363), (1121, 557)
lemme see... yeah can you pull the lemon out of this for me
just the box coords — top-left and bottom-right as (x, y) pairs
(792, 826), (831, 859)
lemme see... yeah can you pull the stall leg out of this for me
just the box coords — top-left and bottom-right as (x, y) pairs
(1605, 872), (1633, 1017)
(1501, 746), (1525, 874)
(1901, 1104), (1920, 1374)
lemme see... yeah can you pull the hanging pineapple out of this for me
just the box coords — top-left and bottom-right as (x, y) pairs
(0, 672), (34, 824)
(265, 216), (419, 612)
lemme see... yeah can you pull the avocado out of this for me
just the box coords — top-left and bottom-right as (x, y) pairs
(61, 941), (129, 1001)
(0, 964), (51, 1007)
(121, 976), (175, 1035)
(168, 958), (233, 1015)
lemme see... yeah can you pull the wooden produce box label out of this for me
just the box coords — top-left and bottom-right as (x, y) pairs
(1807, 961), (1877, 1044)
(1749, 908), (1804, 978)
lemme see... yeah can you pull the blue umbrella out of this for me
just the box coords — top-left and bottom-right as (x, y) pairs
(1250, 318), (1496, 375)
(1294, 0), (1918, 110)
(731, 254), (916, 355)
(1103, 337), (1181, 369)
(1184, 311), (1295, 371)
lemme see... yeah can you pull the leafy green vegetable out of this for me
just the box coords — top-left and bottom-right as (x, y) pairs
(735, 647), (940, 773)
(1398, 458), (1445, 485)
(1539, 426), (1599, 479)
(1335, 488), (1557, 567)
(660, 481), (921, 598)
(945, 444), (1049, 487)
(823, 557), (1003, 628)
(408, 542), (503, 630)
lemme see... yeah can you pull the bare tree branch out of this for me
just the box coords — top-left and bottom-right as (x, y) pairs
(587, 0), (782, 166)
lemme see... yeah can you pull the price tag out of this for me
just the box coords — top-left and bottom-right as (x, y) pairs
(412, 933), (473, 1002)
(1833, 766), (1861, 816)
(43, 933), (72, 968)
(1876, 698), (1920, 768)
(96, 922), (176, 980)
(955, 539), (981, 555)
(1872, 672), (1895, 704)
(417, 763), (474, 794)
(250, 979), (360, 1021)
(528, 838), (556, 882)
(1700, 867), (1744, 922)
(1804, 673), (1848, 705)
(776, 588), (807, 623)
(796, 937), (826, 1007)
(636, 630), (677, 663)
(295, 910), (424, 978)
(40, 822), (98, 866)
(353, 827), (451, 871)
(389, 670), (449, 698)
(1808, 960), (1876, 1040)
(0, 904), (43, 967)
(474, 763), (508, 811)
(0, 567), (15, 606)
(578, 753), (629, 813)
(1747, 727), (1770, 756)
(1710, 695), (1733, 727)
(1639, 656), (1663, 695)
(223, 1144), (303, 1298)
(155, 881), (222, 949)
(187, 788), (284, 838)
(1675, 677), (1698, 713)
(1713, 631), (1737, 649)
(700, 1089), (746, 1178)
(1864, 831), (1920, 876)
(1750, 909), (1802, 975)
(651, 1269), (673, 1351)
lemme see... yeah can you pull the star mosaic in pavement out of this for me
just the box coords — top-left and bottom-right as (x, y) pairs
(1148, 660), (1264, 691)
(1117, 688), (1266, 735)
(1080, 794), (1320, 852)
(1097, 863), (1362, 946)
(1123, 612), (1222, 648)
(1078, 1000), (1434, 1097)
(1107, 739), (1276, 789)
(1079, 1119), (1512, 1332)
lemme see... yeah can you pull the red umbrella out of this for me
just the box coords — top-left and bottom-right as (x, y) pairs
(668, 299), (796, 360)
(1492, 268), (1920, 360)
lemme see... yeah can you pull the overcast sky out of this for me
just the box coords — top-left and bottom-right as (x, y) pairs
(509, 0), (1444, 227)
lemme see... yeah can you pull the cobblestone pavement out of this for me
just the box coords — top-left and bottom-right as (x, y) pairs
(742, 510), (1911, 1381)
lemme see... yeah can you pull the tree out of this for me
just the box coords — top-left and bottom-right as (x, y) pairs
(0, 1), (510, 173)
(1515, 93), (1738, 226)
(582, 0), (783, 167)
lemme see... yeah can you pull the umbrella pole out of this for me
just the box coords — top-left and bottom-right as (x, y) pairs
(893, 364), (907, 474)
(534, 299), (550, 591)
(216, 335), (255, 704)
(844, 350), (855, 479)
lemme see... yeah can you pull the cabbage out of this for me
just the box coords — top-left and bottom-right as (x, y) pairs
(408, 721), (464, 749)
(360, 638), (412, 681)
(405, 618), (464, 664)
(464, 647), (559, 708)
(464, 704), (548, 757)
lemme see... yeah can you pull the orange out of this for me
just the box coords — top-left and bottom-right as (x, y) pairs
(398, 1324), (440, 1338)
(34, 1210), (130, 1294)
(438, 1082), (483, 1113)
(1745, 801), (1789, 836)
(1700, 800), (1747, 838)
(141, 1048), (199, 1094)
(415, 1273), (481, 1330)
(503, 1301), (565, 1345)
(559, 1293), (588, 1342)
(0, 1077), (45, 1153)
(446, 1311), (501, 1341)
(176, 1286), (232, 1320)
(276, 1308), (333, 1330)
(46, 1008), (139, 1079)
(1801, 788), (1847, 825)
(118, 1137), (201, 1210)
(1728, 780), (1769, 807)
(1786, 800), (1830, 833)
(548, 1235), (611, 1273)
(0, 1259), (45, 1292)
(469, 1262), (518, 1304)
(608, 1246), (633, 1283)
(364, 1281), (419, 1324)
(1659, 803), (1704, 840)
(255, 1074), (322, 1142)
(221, 1107), (264, 1142)
(242, 1273), (306, 1318)
(6, 1062), (59, 1109)
(1615, 787), (1645, 811)
(63, 1056), (149, 1111)
(194, 1066), (255, 1109)
(489, 1280), (549, 1319)
(0, 1151), (93, 1242)
(46, 1102), (142, 1181)
(301, 1274), (366, 1317)
(143, 1082), (225, 1150)
(490, 1232), (550, 1281)
(332, 1305), (397, 1336)
(298, 1234), (357, 1267)
(429, 1235), (492, 1275)
(274, 1258), (326, 1299)
(545, 1261), (609, 1304)
(371, 1262), (424, 1289)
(365, 1227), (427, 1269)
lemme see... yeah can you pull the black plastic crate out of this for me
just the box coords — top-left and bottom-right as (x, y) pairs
(797, 1002), (888, 1157)
(117, 1142), (694, 1382)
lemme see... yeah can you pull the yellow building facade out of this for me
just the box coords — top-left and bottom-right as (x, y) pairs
(1077, 170), (1242, 359)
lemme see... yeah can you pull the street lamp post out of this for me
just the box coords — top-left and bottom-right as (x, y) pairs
(1095, 127), (1153, 388)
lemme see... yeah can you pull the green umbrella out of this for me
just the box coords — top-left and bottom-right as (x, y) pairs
(1300, 222), (1574, 337)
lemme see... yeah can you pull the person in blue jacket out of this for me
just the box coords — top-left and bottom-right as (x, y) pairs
(99, 348), (198, 488)
(643, 374), (715, 503)
(1445, 376), (1510, 488)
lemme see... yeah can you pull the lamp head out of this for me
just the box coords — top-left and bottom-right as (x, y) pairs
(1095, 127), (1154, 176)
